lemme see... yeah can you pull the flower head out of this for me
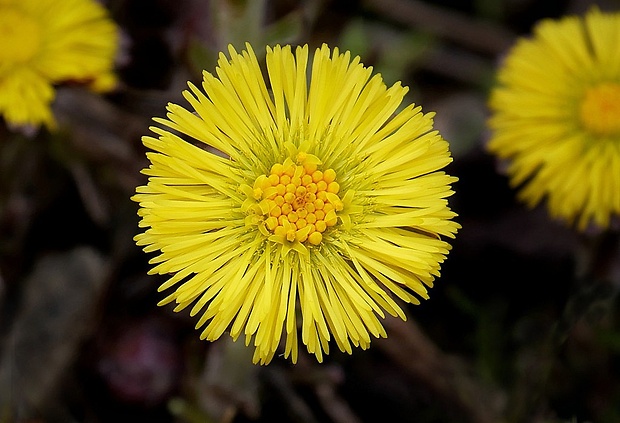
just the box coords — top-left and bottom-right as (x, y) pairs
(0, 0), (119, 129)
(488, 8), (620, 231)
(133, 44), (459, 364)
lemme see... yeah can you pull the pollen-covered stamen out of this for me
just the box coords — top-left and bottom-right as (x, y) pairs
(249, 155), (343, 245)
(580, 83), (620, 136)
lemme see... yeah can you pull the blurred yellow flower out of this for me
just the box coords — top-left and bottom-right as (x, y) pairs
(488, 8), (620, 230)
(0, 0), (119, 129)
(133, 44), (459, 364)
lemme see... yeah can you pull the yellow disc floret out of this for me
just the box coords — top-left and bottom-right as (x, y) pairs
(579, 83), (620, 136)
(245, 154), (343, 246)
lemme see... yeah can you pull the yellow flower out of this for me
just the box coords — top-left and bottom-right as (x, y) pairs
(488, 8), (620, 231)
(133, 44), (459, 364)
(0, 0), (119, 129)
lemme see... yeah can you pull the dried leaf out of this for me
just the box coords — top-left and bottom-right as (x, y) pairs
(0, 247), (107, 419)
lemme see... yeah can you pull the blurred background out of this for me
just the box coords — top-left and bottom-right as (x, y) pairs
(1, 0), (620, 422)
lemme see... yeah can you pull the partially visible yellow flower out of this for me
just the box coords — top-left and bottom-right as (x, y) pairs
(133, 43), (459, 364)
(0, 0), (119, 129)
(488, 8), (620, 231)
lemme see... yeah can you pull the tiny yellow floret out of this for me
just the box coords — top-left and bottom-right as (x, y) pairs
(245, 156), (343, 246)
(580, 83), (620, 136)
(308, 231), (323, 245)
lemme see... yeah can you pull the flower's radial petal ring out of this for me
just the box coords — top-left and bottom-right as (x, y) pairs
(0, 0), (119, 128)
(488, 7), (620, 230)
(134, 43), (459, 364)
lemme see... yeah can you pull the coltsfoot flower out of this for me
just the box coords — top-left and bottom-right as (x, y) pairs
(488, 8), (620, 231)
(0, 0), (119, 129)
(133, 44), (459, 364)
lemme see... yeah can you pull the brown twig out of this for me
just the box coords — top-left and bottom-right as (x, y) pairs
(377, 316), (505, 423)
(363, 0), (515, 56)
(264, 365), (320, 423)
(422, 46), (494, 86)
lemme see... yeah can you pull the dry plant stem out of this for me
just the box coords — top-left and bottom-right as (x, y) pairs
(510, 232), (620, 422)
(0, 247), (107, 419)
(314, 382), (362, 423)
(290, 356), (363, 423)
(363, 0), (515, 56)
(423, 47), (493, 86)
(69, 162), (110, 225)
(377, 316), (504, 423)
(198, 337), (260, 421)
(263, 365), (320, 423)
(0, 272), (5, 349)
(554, 233), (619, 368)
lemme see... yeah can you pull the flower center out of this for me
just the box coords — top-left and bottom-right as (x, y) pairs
(579, 83), (620, 136)
(0, 8), (41, 64)
(246, 153), (343, 246)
